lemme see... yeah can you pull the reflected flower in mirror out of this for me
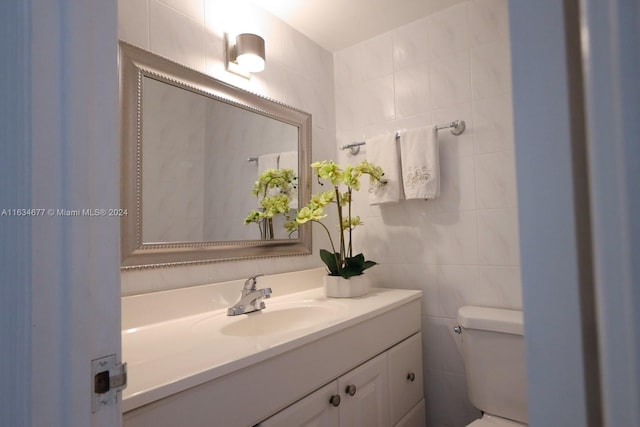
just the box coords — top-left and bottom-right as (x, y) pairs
(245, 168), (297, 240)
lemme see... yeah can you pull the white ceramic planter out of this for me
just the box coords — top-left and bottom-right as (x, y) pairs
(324, 274), (369, 298)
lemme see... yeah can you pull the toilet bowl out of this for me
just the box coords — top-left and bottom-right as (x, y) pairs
(456, 306), (528, 427)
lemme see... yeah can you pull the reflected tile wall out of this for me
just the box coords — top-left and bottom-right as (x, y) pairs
(203, 101), (298, 241)
(334, 1), (517, 426)
(142, 77), (205, 243)
(119, 0), (335, 294)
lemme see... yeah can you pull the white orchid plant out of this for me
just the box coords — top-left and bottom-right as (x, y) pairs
(244, 168), (297, 239)
(285, 160), (386, 279)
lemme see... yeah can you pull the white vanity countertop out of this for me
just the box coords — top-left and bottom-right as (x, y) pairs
(122, 283), (421, 412)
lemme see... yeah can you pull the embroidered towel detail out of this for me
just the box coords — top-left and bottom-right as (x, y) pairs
(366, 133), (403, 205)
(400, 126), (440, 199)
(278, 151), (298, 210)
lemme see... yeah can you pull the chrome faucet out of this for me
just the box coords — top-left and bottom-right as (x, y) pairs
(227, 274), (272, 316)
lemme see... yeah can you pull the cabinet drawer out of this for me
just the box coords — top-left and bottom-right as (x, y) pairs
(388, 333), (424, 425)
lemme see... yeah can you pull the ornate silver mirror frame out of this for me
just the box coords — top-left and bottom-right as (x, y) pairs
(119, 42), (312, 269)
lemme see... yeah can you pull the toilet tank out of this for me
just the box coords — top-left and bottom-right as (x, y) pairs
(458, 306), (528, 424)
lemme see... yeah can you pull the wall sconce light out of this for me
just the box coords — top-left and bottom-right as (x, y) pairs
(225, 33), (265, 78)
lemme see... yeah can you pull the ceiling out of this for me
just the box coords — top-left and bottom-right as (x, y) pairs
(252, 0), (465, 52)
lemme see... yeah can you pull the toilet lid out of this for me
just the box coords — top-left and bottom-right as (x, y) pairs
(467, 414), (527, 427)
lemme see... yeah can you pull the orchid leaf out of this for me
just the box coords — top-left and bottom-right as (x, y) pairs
(340, 266), (362, 279)
(334, 253), (377, 279)
(320, 249), (340, 276)
(362, 260), (377, 271)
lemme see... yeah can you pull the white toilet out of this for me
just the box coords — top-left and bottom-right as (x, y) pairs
(456, 306), (528, 427)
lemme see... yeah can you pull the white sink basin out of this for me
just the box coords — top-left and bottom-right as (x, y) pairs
(194, 304), (341, 337)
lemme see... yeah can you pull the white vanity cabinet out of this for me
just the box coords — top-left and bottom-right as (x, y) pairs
(122, 288), (423, 427)
(259, 333), (424, 427)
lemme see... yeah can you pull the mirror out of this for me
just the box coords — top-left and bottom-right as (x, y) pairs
(120, 42), (312, 269)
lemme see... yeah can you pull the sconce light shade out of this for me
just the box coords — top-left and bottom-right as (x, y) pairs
(236, 33), (265, 72)
(225, 33), (265, 78)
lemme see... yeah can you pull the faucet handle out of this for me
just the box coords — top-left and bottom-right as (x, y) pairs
(243, 274), (264, 290)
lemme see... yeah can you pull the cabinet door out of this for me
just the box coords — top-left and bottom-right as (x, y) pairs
(338, 352), (390, 427)
(388, 333), (424, 425)
(394, 399), (425, 427)
(258, 382), (341, 427)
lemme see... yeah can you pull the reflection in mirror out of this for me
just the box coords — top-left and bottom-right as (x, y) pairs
(141, 76), (298, 243)
(120, 42), (312, 269)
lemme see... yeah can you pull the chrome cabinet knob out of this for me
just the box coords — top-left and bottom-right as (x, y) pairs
(453, 326), (462, 334)
(345, 384), (357, 396)
(407, 372), (416, 382)
(329, 395), (341, 407)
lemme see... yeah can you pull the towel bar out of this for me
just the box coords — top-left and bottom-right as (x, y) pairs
(340, 120), (465, 155)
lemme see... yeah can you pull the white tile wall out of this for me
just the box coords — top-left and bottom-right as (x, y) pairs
(118, 0), (148, 48)
(334, 1), (518, 425)
(118, 0), (336, 294)
(150, 0), (205, 72)
(430, 51), (472, 110)
(468, 0), (510, 46)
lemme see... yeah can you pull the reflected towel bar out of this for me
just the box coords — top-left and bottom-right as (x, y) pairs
(340, 119), (466, 155)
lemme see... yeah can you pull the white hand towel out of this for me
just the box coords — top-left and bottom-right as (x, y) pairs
(400, 126), (440, 200)
(258, 152), (279, 174)
(258, 153), (280, 196)
(278, 151), (298, 209)
(366, 133), (403, 205)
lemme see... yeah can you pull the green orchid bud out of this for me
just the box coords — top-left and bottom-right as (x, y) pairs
(244, 210), (261, 224)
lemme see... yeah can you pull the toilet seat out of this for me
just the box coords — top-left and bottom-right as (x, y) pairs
(467, 414), (527, 427)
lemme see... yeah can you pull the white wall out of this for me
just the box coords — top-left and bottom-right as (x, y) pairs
(118, 0), (336, 294)
(333, 1), (518, 426)
(509, 2), (593, 424)
(1, 1), (32, 425)
(30, 0), (122, 425)
(509, 0), (640, 425)
(581, 0), (640, 424)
